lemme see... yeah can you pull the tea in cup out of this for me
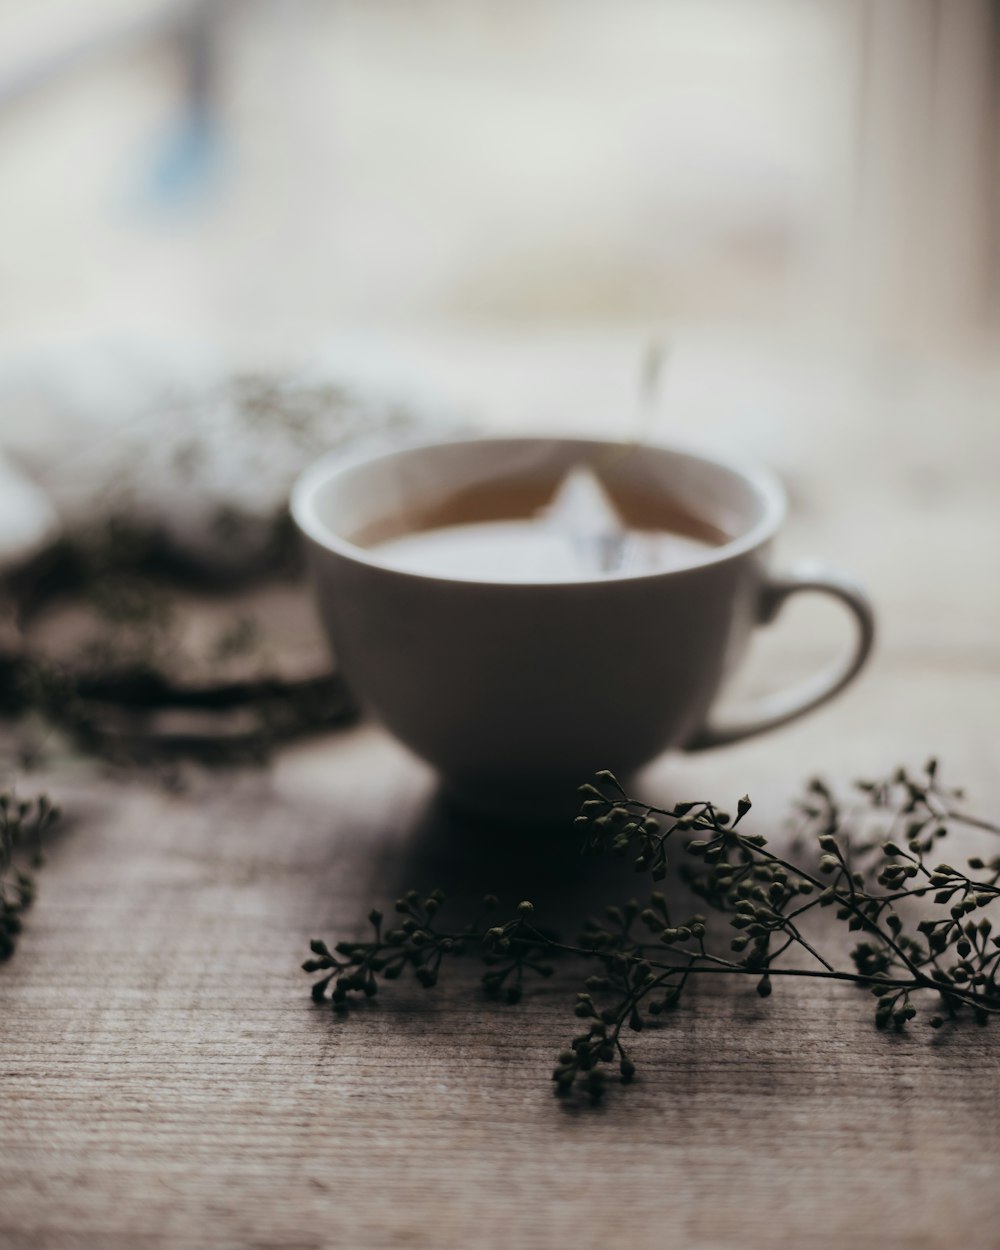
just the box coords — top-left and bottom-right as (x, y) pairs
(291, 436), (874, 810)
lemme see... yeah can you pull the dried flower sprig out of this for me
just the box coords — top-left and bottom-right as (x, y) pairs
(302, 892), (556, 1006)
(0, 515), (356, 767)
(305, 761), (1000, 1100)
(0, 791), (59, 962)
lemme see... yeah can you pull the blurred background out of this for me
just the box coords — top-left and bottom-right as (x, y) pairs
(1, 0), (997, 346)
(1, 0), (998, 771)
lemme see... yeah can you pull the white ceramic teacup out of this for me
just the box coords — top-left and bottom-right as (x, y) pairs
(291, 436), (874, 809)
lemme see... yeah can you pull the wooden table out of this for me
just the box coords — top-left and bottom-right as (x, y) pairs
(3, 330), (999, 1249)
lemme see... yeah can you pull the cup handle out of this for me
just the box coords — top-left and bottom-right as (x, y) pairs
(685, 562), (875, 751)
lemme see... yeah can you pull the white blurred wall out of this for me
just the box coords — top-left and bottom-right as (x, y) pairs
(0, 0), (995, 350)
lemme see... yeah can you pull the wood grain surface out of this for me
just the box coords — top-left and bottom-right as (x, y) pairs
(3, 333), (1000, 1250)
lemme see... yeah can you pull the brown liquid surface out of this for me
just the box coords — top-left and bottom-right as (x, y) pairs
(350, 470), (730, 582)
(352, 476), (727, 550)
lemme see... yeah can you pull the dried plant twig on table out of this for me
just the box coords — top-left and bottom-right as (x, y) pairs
(0, 790), (59, 962)
(305, 761), (1000, 1101)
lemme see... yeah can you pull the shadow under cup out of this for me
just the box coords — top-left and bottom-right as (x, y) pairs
(291, 436), (802, 815)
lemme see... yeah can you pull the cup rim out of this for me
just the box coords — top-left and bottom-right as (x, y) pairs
(290, 432), (786, 587)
